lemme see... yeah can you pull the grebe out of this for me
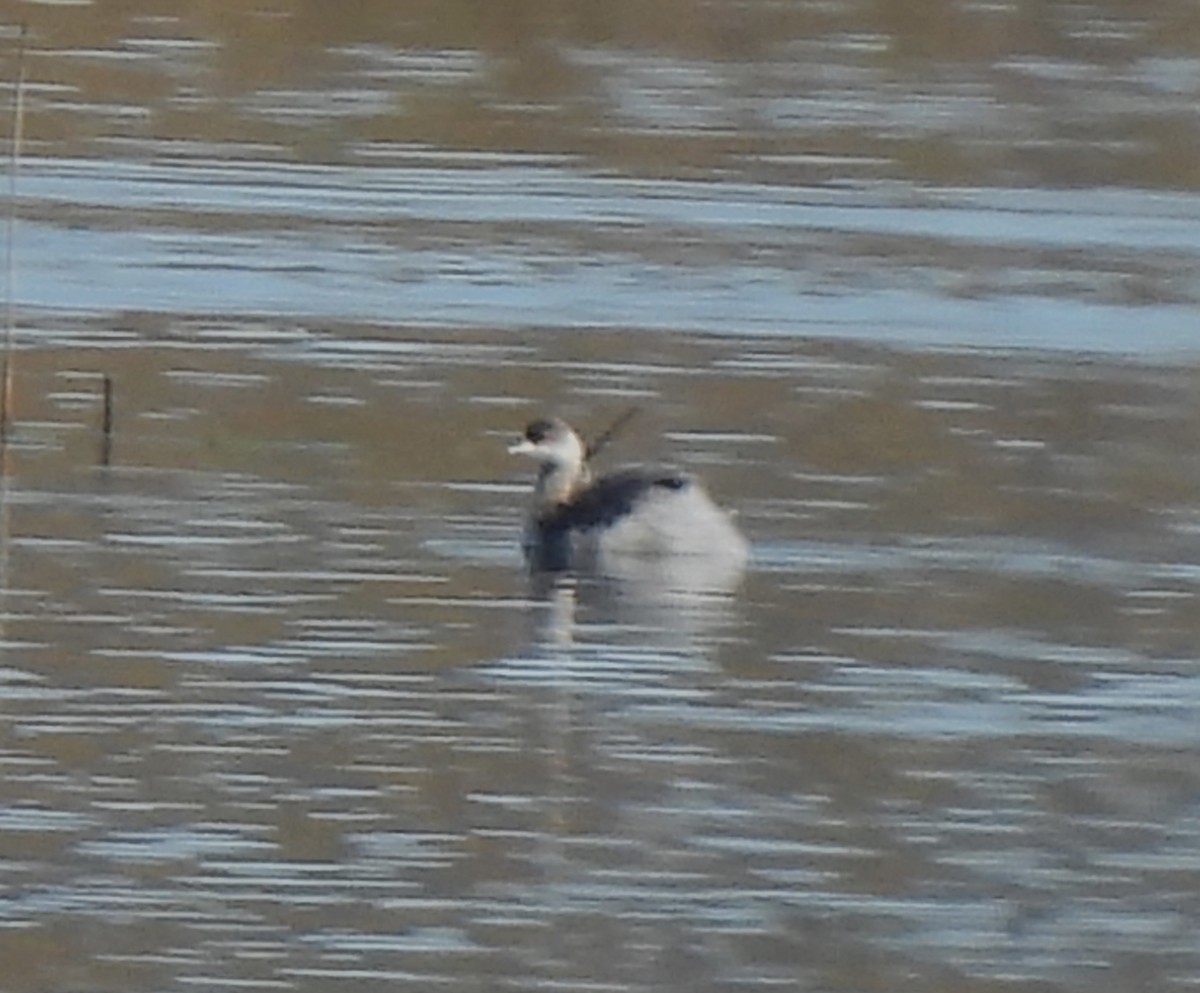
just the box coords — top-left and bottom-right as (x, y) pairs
(508, 417), (748, 574)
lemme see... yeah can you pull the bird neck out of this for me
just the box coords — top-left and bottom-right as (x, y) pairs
(534, 459), (590, 517)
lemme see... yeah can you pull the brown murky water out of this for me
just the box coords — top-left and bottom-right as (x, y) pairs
(2, 3), (1200, 991)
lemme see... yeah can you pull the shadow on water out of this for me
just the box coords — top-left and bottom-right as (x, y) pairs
(2, 2), (1200, 991)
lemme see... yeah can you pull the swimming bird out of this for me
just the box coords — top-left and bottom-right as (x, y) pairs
(508, 416), (749, 575)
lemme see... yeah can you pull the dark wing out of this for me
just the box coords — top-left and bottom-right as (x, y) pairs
(549, 467), (690, 533)
(527, 467), (690, 572)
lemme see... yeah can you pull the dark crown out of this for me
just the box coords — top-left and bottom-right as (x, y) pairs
(524, 419), (557, 443)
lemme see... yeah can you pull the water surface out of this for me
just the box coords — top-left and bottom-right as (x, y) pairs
(2, 3), (1200, 991)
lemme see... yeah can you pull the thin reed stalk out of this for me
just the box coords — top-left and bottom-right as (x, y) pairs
(1, 24), (25, 446)
(0, 24), (25, 639)
(100, 374), (113, 466)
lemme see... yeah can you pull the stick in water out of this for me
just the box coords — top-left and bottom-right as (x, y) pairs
(100, 374), (113, 466)
(585, 406), (640, 463)
(1, 24), (26, 446)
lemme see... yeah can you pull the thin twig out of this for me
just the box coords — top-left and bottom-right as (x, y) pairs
(100, 374), (113, 466)
(584, 405), (640, 462)
(0, 24), (25, 649)
(1, 23), (26, 446)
